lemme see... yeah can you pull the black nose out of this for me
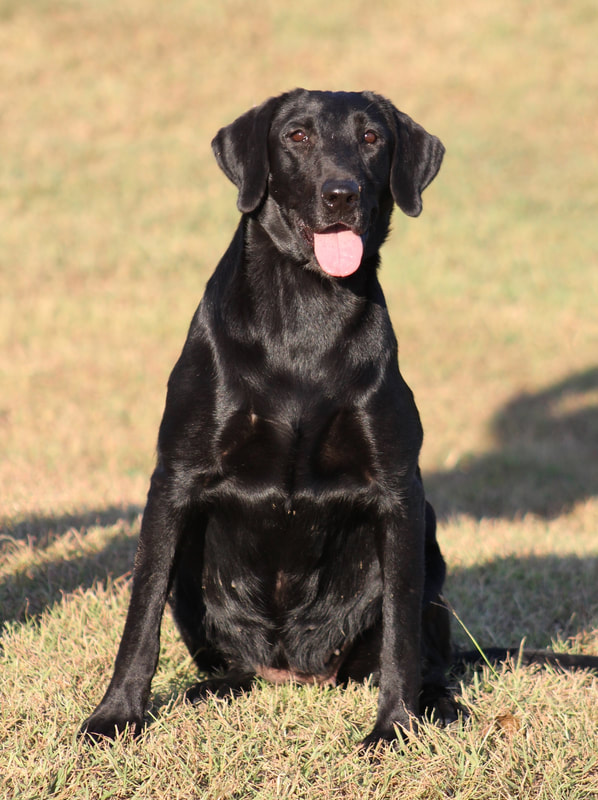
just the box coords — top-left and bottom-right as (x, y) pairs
(321, 179), (360, 211)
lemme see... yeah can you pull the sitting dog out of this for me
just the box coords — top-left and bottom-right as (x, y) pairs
(79, 88), (461, 748)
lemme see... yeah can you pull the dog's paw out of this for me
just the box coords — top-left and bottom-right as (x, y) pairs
(184, 672), (255, 704)
(419, 685), (464, 726)
(79, 706), (144, 744)
(358, 726), (410, 760)
(429, 693), (464, 726)
(358, 717), (420, 754)
(358, 726), (399, 752)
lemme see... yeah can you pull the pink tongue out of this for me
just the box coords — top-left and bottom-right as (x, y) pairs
(313, 229), (363, 277)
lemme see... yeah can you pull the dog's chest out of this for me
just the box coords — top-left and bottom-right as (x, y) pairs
(217, 404), (376, 494)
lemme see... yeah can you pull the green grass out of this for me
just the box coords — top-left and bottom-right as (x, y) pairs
(1, 0), (598, 797)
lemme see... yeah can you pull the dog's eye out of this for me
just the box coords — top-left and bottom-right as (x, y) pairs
(363, 130), (378, 144)
(289, 130), (309, 143)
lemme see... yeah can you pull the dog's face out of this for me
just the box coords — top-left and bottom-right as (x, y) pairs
(212, 89), (444, 277)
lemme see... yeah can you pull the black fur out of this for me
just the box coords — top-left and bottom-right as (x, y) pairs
(79, 89), (596, 750)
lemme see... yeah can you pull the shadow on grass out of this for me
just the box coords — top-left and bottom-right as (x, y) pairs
(427, 366), (598, 519)
(446, 552), (598, 651)
(1, 505), (142, 548)
(0, 505), (141, 629)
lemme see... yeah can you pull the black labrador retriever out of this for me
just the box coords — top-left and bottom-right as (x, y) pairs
(80, 88), (453, 748)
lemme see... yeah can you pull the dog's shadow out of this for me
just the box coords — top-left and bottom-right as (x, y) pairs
(0, 506), (141, 629)
(426, 366), (598, 520)
(447, 553), (598, 651)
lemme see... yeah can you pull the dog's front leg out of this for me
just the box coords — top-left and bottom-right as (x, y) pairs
(80, 468), (186, 741)
(361, 493), (425, 749)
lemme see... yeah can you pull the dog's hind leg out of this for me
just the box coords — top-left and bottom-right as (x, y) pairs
(336, 623), (382, 686)
(169, 520), (227, 675)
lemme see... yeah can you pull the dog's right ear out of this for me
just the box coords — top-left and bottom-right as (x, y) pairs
(212, 95), (284, 214)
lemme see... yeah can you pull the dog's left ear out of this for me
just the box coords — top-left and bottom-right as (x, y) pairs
(387, 107), (445, 217)
(212, 94), (285, 214)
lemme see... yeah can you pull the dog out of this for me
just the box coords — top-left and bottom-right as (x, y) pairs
(80, 89), (450, 748)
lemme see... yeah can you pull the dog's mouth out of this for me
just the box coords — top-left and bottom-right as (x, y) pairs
(308, 223), (365, 278)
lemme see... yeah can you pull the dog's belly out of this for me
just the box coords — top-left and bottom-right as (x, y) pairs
(201, 494), (383, 676)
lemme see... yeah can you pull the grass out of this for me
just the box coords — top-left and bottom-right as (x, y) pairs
(1, 0), (598, 797)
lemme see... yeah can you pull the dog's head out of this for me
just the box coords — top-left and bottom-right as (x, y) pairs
(212, 89), (444, 278)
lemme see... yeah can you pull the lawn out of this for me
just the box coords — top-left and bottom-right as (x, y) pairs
(1, 0), (597, 797)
